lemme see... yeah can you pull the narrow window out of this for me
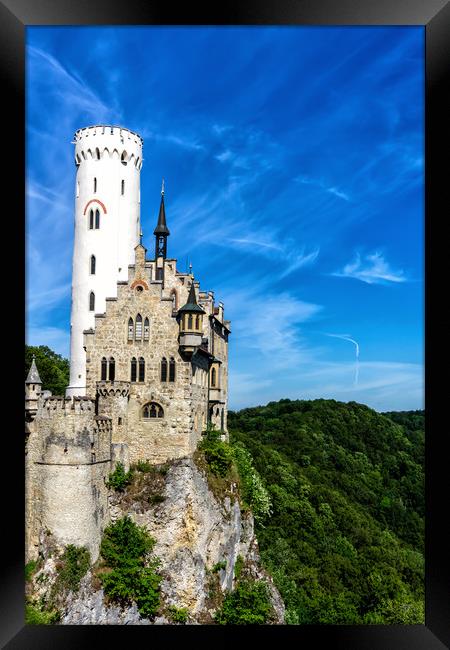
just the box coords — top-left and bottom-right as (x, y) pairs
(128, 317), (134, 341)
(89, 291), (95, 311)
(144, 318), (149, 341)
(143, 405), (149, 419)
(135, 314), (142, 340)
(121, 151), (127, 165)
(150, 404), (157, 418)
(101, 357), (107, 381)
(188, 314), (193, 329)
(138, 357), (145, 382)
(89, 209), (94, 230)
(109, 357), (115, 381)
(95, 148), (100, 160)
(121, 179), (125, 195)
(169, 357), (176, 382)
(130, 357), (137, 382)
(211, 367), (216, 387)
(118, 417), (122, 425)
(95, 208), (100, 229)
(90, 255), (96, 275)
(161, 357), (167, 382)
(94, 177), (97, 193)
(196, 315), (200, 330)
(171, 291), (177, 310)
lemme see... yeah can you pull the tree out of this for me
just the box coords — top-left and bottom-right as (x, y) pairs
(25, 345), (70, 396)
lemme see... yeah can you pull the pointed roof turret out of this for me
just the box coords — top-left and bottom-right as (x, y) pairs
(178, 281), (206, 314)
(26, 355), (42, 384)
(153, 179), (170, 236)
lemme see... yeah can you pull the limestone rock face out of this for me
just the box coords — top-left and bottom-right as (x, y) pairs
(59, 457), (285, 625)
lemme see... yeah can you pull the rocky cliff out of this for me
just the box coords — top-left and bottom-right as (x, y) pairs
(28, 456), (285, 625)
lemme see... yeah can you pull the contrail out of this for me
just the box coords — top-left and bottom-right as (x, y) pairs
(325, 333), (360, 386)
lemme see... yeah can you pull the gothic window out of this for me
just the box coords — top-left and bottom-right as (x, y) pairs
(95, 208), (100, 229)
(128, 317), (134, 341)
(188, 314), (193, 329)
(89, 209), (94, 229)
(144, 318), (149, 341)
(161, 357), (167, 382)
(109, 357), (115, 381)
(169, 357), (176, 382)
(101, 357), (107, 381)
(130, 357), (137, 382)
(142, 402), (164, 419)
(90, 255), (96, 275)
(94, 177), (97, 193)
(121, 179), (125, 195)
(89, 291), (95, 311)
(211, 367), (216, 387)
(135, 314), (142, 340)
(138, 357), (145, 382)
(196, 315), (200, 330)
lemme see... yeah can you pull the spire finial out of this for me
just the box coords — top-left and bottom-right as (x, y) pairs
(161, 178), (165, 196)
(189, 261), (193, 275)
(139, 227), (143, 245)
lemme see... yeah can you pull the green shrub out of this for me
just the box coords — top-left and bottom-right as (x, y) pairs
(25, 603), (60, 625)
(199, 424), (233, 477)
(99, 516), (161, 619)
(234, 555), (244, 580)
(135, 460), (152, 473)
(148, 494), (165, 505)
(106, 463), (133, 491)
(232, 444), (272, 523)
(168, 605), (189, 624)
(212, 560), (227, 573)
(25, 559), (40, 583)
(215, 579), (273, 625)
(56, 545), (90, 592)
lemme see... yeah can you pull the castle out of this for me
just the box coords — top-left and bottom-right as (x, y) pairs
(25, 125), (230, 562)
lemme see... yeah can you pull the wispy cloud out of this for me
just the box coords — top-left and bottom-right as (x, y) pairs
(331, 251), (407, 284)
(296, 174), (351, 202)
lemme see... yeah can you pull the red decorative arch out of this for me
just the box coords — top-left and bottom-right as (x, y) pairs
(83, 199), (107, 215)
(131, 279), (149, 290)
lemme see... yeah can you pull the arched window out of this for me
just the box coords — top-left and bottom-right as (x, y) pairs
(128, 317), (134, 341)
(121, 179), (125, 195)
(188, 314), (193, 329)
(135, 314), (142, 340)
(130, 357), (137, 382)
(142, 402), (164, 419)
(89, 209), (94, 229)
(161, 357), (167, 382)
(89, 291), (95, 311)
(101, 357), (107, 381)
(94, 177), (97, 193)
(144, 318), (149, 341)
(138, 357), (145, 382)
(109, 357), (115, 381)
(169, 357), (176, 382)
(211, 367), (216, 387)
(95, 209), (100, 229)
(90, 255), (96, 275)
(196, 315), (200, 330)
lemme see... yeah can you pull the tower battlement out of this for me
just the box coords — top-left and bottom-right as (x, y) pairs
(74, 125), (143, 168)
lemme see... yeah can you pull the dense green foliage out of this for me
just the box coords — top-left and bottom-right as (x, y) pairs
(168, 605), (189, 624)
(106, 463), (134, 491)
(25, 603), (60, 625)
(232, 443), (272, 524)
(99, 516), (162, 619)
(215, 579), (274, 625)
(198, 424), (234, 477)
(228, 399), (425, 624)
(56, 545), (90, 592)
(25, 345), (69, 396)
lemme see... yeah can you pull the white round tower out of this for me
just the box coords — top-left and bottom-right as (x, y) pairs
(66, 125), (143, 397)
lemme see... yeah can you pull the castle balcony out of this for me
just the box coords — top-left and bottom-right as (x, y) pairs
(209, 388), (225, 404)
(96, 380), (131, 398)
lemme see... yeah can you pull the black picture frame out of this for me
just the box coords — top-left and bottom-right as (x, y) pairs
(5, 0), (450, 647)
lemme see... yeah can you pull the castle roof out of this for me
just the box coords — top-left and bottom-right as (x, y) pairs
(26, 356), (42, 384)
(178, 281), (206, 314)
(153, 192), (170, 236)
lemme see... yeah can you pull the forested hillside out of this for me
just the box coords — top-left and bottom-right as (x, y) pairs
(228, 399), (424, 624)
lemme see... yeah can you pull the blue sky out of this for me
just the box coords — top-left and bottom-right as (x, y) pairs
(26, 26), (424, 412)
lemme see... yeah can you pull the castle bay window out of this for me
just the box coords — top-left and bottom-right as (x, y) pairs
(142, 402), (164, 419)
(138, 357), (145, 382)
(135, 314), (142, 340)
(101, 357), (107, 381)
(161, 357), (167, 382)
(169, 357), (176, 382)
(130, 357), (137, 382)
(109, 357), (115, 381)
(188, 314), (193, 329)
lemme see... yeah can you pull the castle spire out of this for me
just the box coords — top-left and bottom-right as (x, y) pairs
(178, 280), (205, 314)
(26, 355), (42, 385)
(154, 179), (170, 261)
